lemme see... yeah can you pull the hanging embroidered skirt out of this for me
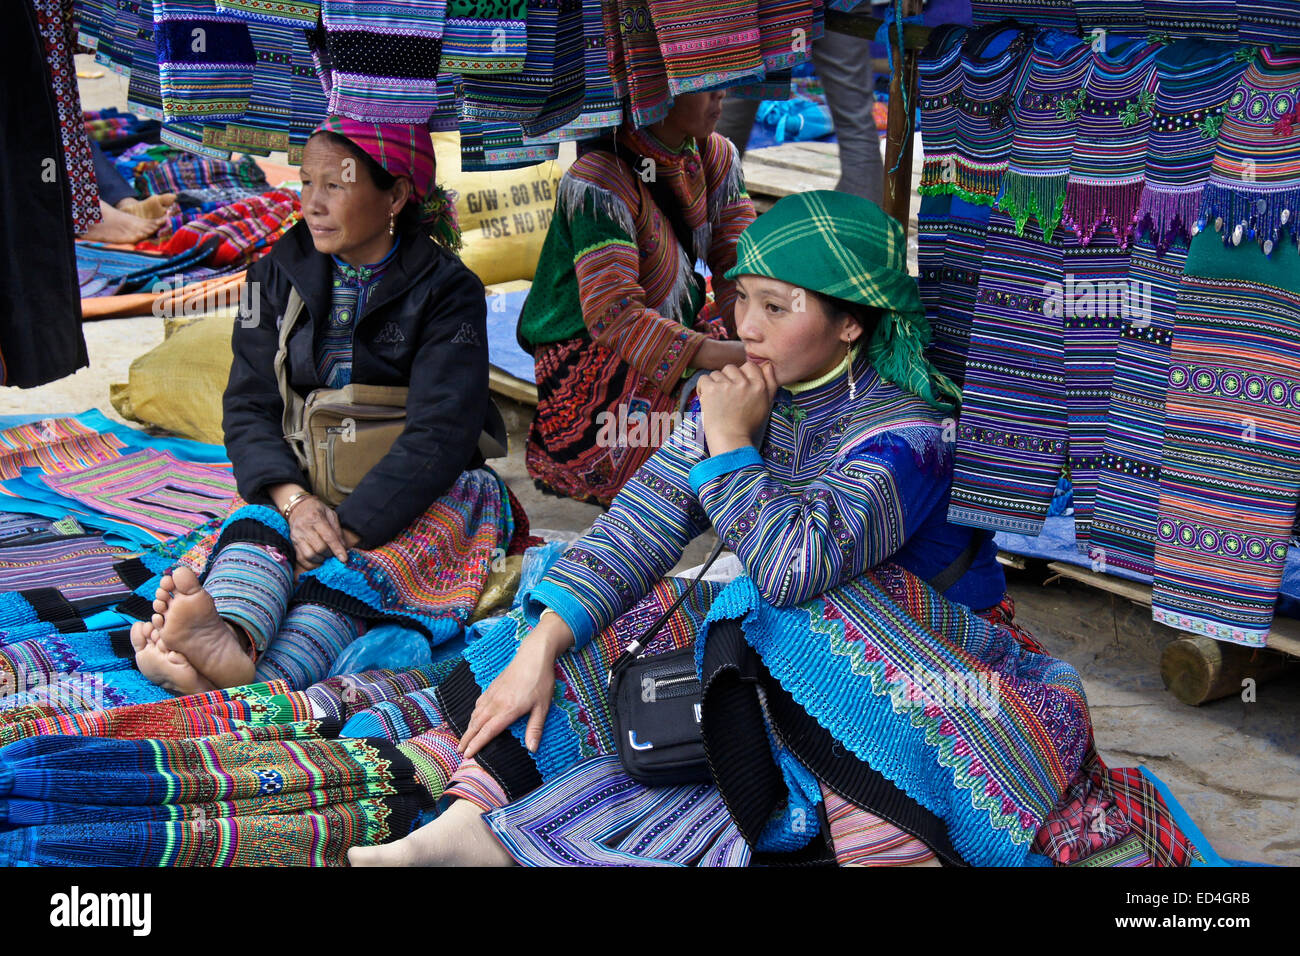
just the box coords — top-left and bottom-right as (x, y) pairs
(947, 32), (1090, 534)
(1145, 0), (1238, 40)
(1055, 40), (1161, 549)
(1090, 44), (1247, 576)
(1151, 49), (1300, 648)
(917, 24), (968, 338)
(930, 25), (1034, 387)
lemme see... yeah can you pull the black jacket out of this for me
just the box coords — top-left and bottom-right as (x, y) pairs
(223, 220), (489, 550)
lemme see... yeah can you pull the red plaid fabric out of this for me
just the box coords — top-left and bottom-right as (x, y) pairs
(161, 188), (301, 267)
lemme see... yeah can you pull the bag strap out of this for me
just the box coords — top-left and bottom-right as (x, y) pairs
(608, 535), (728, 686)
(274, 286), (311, 472)
(926, 533), (983, 594)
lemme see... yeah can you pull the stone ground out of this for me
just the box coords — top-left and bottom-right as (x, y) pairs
(3, 60), (1295, 865)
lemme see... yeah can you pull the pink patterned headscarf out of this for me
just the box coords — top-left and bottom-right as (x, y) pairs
(311, 116), (459, 248)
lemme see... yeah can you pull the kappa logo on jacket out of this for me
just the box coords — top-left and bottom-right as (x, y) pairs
(374, 321), (406, 345)
(450, 322), (481, 346)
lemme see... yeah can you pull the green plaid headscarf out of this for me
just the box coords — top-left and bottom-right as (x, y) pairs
(724, 190), (960, 412)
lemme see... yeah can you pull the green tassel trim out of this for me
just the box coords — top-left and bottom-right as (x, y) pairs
(997, 171), (1068, 241)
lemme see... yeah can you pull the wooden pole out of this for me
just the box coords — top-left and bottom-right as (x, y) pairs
(883, 0), (923, 231)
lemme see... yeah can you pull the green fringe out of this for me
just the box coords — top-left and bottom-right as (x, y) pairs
(997, 172), (1068, 242)
(423, 184), (464, 252)
(868, 308), (961, 415)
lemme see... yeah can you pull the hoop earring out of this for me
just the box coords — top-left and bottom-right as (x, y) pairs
(388, 211), (395, 236)
(846, 340), (857, 401)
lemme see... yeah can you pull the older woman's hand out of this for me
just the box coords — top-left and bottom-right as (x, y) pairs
(697, 360), (779, 456)
(288, 496), (353, 575)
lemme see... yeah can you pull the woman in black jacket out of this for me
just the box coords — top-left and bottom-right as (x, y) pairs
(129, 118), (518, 695)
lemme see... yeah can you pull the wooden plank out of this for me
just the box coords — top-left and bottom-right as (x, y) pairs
(489, 367), (537, 406)
(1043, 561), (1300, 659)
(825, 10), (931, 49)
(790, 141), (840, 157)
(744, 144), (843, 177)
(742, 156), (838, 200)
(996, 551), (1027, 571)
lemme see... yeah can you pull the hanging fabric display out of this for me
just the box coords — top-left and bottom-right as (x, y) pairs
(1238, 1), (1300, 46)
(969, 0), (1076, 30)
(126, 0), (166, 120)
(1144, 1), (1239, 41)
(521, 0), (621, 143)
(1056, 37), (1161, 549)
(441, 0), (528, 75)
(616, 0), (674, 127)
(288, 29), (329, 164)
(1152, 48), (1300, 648)
(947, 30), (1091, 535)
(929, 22), (1035, 388)
(320, 0), (446, 124)
(917, 24), (969, 325)
(1073, 0), (1146, 34)
(647, 0), (764, 97)
(1089, 42), (1248, 576)
(153, 0), (257, 121)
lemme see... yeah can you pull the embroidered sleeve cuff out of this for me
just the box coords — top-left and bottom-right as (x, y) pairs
(522, 582), (599, 652)
(689, 445), (764, 494)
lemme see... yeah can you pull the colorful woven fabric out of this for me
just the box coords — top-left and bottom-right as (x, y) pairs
(948, 32), (1091, 536)
(1089, 44), (1248, 576)
(485, 754), (747, 866)
(319, 0), (445, 124)
(969, 0), (1075, 30)
(218, 19), (292, 154)
(1145, 0), (1237, 39)
(158, 187), (300, 266)
(0, 801), (409, 865)
(0, 536), (132, 604)
(93, 0), (139, 74)
(520, 0), (620, 142)
(1153, 253), (1300, 645)
(139, 152), (267, 195)
(0, 417), (126, 482)
(917, 25), (968, 337)
(153, 0), (257, 121)
(34, 0), (103, 235)
(1055, 39), (1161, 549)
(1149, 51), (1300, 646)
(0, 729), (422, 865)
(214, 0), (319, 26)
(39, 450), (237, 539)
(1239, 1), (1300, 45)
(929, 24), (1035, 388)
(125, 0), (166, 121)
(521, 128), (751, 504)
(616, 0), (673, 127)
(822, 788), (937, 865)
(1074, 0), (1145, 32)
(441, 0), (527, 74)
(646, 0), (762, 97)
(996, 30), (1091, 242)
(0, 680), (305, 745)
(461, 0), (580, 134)
(288, 28), (329, 164)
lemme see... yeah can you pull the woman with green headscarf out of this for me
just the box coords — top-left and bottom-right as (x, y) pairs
(353, 194), (1181, 868)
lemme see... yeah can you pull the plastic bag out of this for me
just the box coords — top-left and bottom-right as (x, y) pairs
(328, 623), (433, 677)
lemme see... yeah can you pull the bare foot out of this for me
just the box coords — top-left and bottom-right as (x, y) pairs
(151, 566), (256, 690)
(81, 200), (164, 244)
(117, 193), (178, 220)
(130, 618), (217, 695)
(348, 799), (515, 867)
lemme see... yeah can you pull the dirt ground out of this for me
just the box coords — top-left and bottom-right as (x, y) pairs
(3, 60), (1294, 866)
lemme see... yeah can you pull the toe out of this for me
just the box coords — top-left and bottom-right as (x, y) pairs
(129, 622), (148, 653)
(159, 573), (174, 593)
(172, 565), (203, 595)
